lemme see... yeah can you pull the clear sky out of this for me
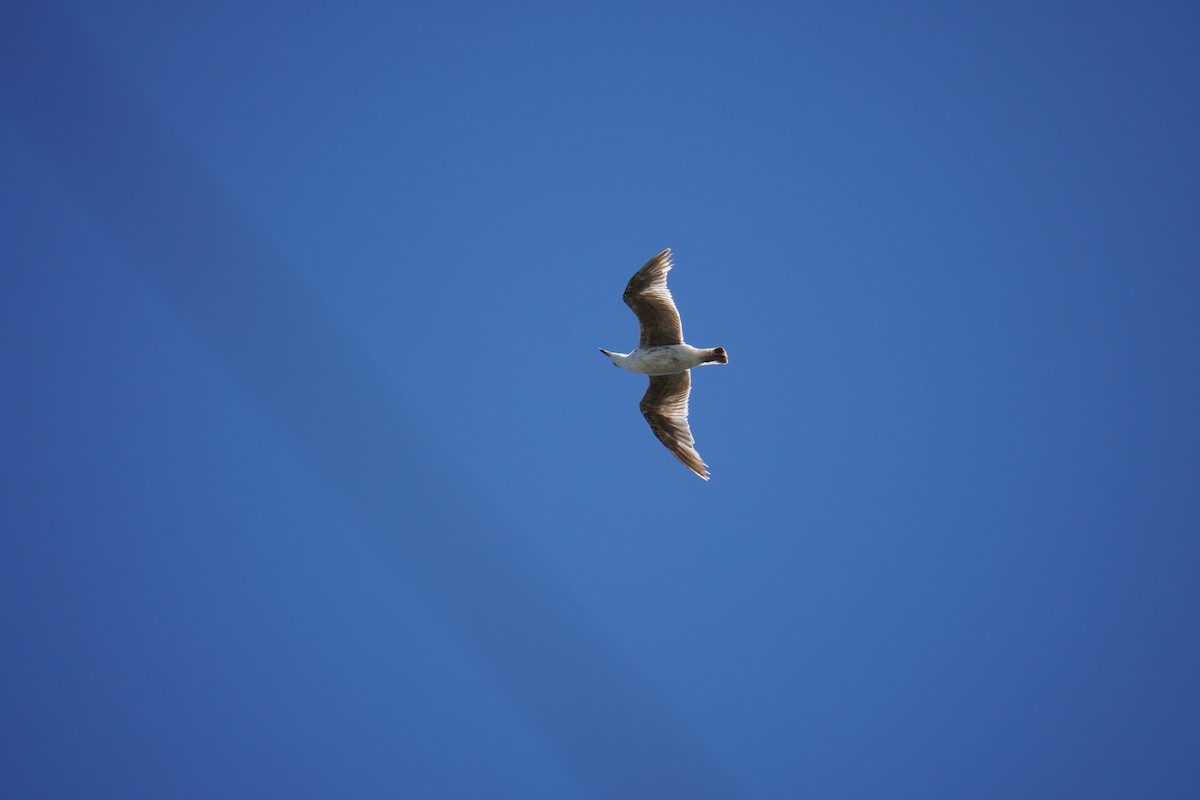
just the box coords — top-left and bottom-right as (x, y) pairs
(3, 2), (1199, 798)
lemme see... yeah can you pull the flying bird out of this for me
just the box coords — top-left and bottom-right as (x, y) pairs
(600, 248), (728, 480)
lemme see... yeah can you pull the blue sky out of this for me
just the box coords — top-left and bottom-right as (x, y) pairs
(3, 1), (1199, 797)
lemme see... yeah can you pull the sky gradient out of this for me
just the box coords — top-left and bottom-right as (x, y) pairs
(3, 2), (1200, 798)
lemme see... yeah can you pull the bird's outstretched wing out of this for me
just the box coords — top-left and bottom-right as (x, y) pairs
(640, 371), (709, 480)
(623, 248), (683, 347)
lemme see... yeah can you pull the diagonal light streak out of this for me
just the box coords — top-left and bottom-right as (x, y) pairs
(0, 5), (743, 797)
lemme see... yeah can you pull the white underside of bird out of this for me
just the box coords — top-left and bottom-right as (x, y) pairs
(597, 344), (720, 376)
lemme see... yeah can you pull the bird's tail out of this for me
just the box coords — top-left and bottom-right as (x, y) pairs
(704, 347), (729, 364)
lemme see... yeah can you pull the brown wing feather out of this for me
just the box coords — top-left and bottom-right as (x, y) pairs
(623, 248), (684, 347)
(640, 372), (709, 480)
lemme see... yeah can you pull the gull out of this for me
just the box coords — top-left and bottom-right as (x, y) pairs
(600, 248), (728, 480)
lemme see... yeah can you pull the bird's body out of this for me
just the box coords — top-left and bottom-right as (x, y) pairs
(600, 248), (728, 480)
(599, 344), (724, 375)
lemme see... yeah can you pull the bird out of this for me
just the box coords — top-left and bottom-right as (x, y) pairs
(600, 248), (728, 480)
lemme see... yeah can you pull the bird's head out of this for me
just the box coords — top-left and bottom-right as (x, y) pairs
(598, 348), (622, 366)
